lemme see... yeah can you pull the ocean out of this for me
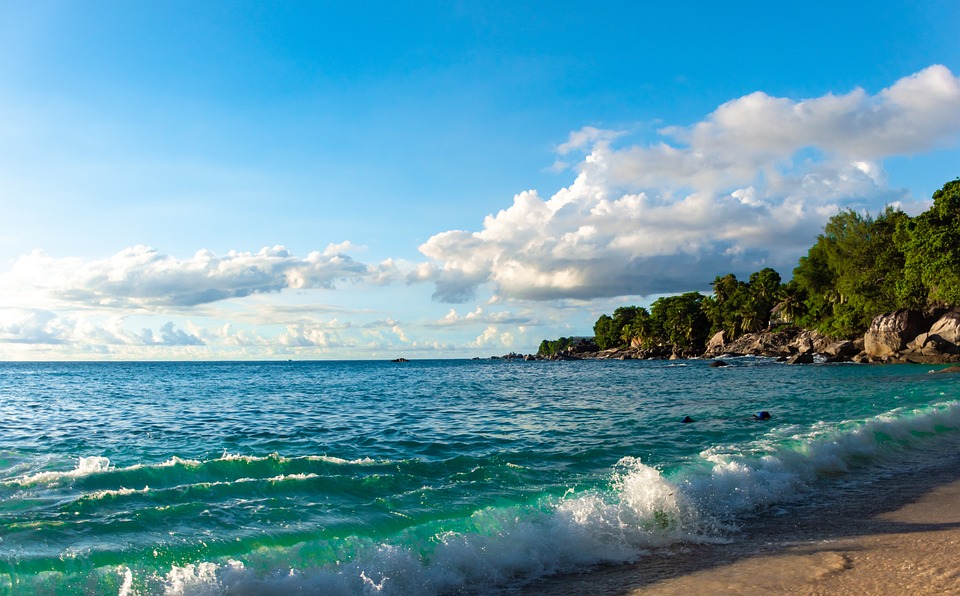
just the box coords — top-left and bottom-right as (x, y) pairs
(1, 358), (958, 594)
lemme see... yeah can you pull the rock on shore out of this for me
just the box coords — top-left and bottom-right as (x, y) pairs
(502, 308), (960, 364)
(867, 308), (960, 363)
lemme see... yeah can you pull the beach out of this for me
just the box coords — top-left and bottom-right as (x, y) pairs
(533, 447), (960, 595)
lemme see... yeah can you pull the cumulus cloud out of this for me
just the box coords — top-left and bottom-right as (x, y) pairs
(276, 323), (349, 348)
(141, 322), (205, 346)
(420, 65), (960, 302)
(0, 308), (203, 346)
(430, 306), (537, 328)
(470, 325), (515, 349)
(7, 243), (369, 308)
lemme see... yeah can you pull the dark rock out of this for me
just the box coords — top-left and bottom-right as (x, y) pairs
(934, 365), (960, 373)
(824, 340), (857, 358)
(823, 354), (849, 363)
(681, 415), (695, 423)
(390, 358), (409, 363)
(786, 353), (814, 364)
(907, 333), (959, 357)
(709, 360), (729, 367)
(901, 351), (960, 364)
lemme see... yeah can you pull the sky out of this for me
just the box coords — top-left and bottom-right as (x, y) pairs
(1, 1), (959, 360)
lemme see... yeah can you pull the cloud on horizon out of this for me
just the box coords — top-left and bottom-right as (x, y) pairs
(6, 243), (370, 309)
(418, 65), (960, 302)
(0, 308), (203, 347)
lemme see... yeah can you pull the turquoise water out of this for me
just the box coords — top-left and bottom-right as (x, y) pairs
(1, 359), (959, 594)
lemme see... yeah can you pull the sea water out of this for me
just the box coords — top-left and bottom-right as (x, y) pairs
(1, 358), (958, 594)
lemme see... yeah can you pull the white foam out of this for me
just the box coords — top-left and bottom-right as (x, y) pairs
(150, 400), (960, 595)
(265, 473), (319, 483)
(82, 486), (151, 501)
(308, 455), (380, 466)
(9, 456), (111, 486)
(683, 400), (960, 516)
(154, 458), (721, 596)
(216, 452), (380, 466)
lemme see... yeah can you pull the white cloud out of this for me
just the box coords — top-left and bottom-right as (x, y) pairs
(469, 325), (517, 349)
(0, 308), (203, 347)
(419, 65), (960, 302)
(6, 243), (370, 309)
(430, 306), (537, 328)
(277, 323), (349, 348)
(556, 126), (627, 155)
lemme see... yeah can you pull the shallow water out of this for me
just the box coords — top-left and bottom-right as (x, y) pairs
(1, 359), (958, 594)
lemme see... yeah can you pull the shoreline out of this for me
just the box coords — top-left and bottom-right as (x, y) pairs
(526, 443), (960, 595)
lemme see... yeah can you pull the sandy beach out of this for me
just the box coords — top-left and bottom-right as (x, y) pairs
(531, 448), (960, 595)
(637, 479), (960, 595)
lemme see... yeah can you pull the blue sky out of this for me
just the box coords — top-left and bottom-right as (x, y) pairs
(1, 1), (959, 359)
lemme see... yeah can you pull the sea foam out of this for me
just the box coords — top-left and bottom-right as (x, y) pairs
(150, 400), (960, 596)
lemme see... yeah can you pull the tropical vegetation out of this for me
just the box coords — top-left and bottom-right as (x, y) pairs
(537, 178), (960, 356)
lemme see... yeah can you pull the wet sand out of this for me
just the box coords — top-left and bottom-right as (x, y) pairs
(528, 448), (960, 595)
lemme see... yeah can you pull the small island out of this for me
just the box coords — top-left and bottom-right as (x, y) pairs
(525, 179), (960, 364)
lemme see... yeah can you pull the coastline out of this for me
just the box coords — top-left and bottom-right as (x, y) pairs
(528, 443), (960, 595)
(523, 308), (960, 365)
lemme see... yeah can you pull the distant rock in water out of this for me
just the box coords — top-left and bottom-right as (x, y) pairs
(680, 415), (695, 423)
(391, 358), (409, 363)
(934, 365), (960, 374)
(709, 360), (728, 367)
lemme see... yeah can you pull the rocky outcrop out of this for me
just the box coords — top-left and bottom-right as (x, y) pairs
(521, 308), (960, 364)
(824, 340), (858, 358)
(864, 309), (927, 358)
(593, 347), (638, 360)
(786, 353), (814, 364)
(859, 308), (960, 363)
(720, 329), (796, 356)
(928, 309), (960, 345)
(703, 331), (727, 357)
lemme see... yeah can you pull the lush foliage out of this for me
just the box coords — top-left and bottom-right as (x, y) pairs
(537, 337), (576, 357)
(792, 207), (911, 336)
(898, 179), (960, 307)
(701, 268), (782, 338)
(538, 178), (960, 352)
(593, 306), (646, 350)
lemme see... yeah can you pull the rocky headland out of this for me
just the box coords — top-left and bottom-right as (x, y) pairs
(503, 308), (960, 364)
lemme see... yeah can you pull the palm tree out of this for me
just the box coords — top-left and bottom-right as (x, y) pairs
(774, 283), (807, 324)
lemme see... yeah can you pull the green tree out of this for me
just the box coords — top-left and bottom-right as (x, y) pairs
(593, 314), (619, 350)
(793, 207), (910, 337)
(593, 306), (646, 349)
(537, 337), (576, 357)
(899, 179), (960, 306)
(649, 292), (710, 353)
(620, 308), (652, 347)
(773, 280), (807, 324)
